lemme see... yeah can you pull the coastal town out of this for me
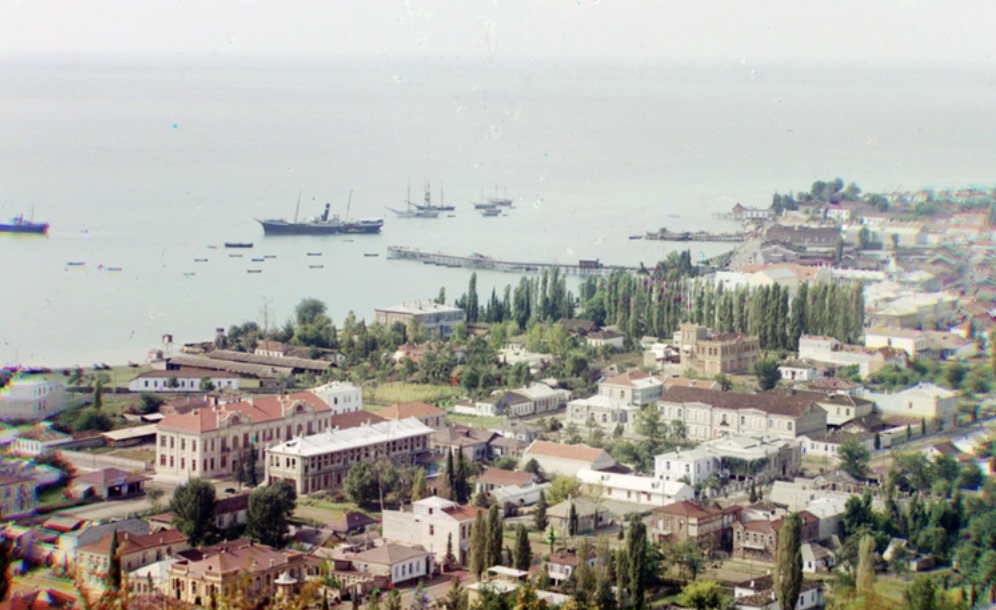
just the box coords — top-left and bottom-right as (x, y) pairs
(2, 181), (996, 610)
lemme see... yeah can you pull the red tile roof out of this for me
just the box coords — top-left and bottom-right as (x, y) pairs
(601, 370), (651, 388)
(330, 410), (386, 430)
(477, 468), (537, 487)
(441, 504), (485, 522)
(524, 440), (610, 463)
(77, 528), (188, 556)
(378, 401), (444, 420)
(651, 500), (726, 520)
(659, 386), (816, 417)
(158, 391), (331, 433)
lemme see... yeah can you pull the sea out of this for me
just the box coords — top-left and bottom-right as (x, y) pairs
(1, 57), (995, 368)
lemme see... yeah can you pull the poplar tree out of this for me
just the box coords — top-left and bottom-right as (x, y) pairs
(513, 524), (532, 571)
(487, 504), (503, 567)
(773, 513), (803, 610)
(857, 534), (877, 594)
(626, 517), (648, 610)
(615, 549), (629, 607)
(445, 450), (456, 501)
(455, 451), (471, 504)
(411, 468), (428, 503)
(470, 511), (486, 579)
(576, 536), (596, 594)
(534, 491), (548, 531)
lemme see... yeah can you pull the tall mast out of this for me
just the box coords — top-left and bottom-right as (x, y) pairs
(294, 190), (302, 223)
(440, 181), (444, 209)
(346, 189), (353, 222)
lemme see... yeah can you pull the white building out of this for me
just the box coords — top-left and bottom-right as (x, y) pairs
(309, 381), (362, 415)
(375, 302), (466, 338)
(654, 446), (719, 486)
(863, 328), (927, 359)
(13, 423), (73, 457)
(798, 334), (908, 378)
(577, 468), (694, 507)
(586, 330), (625, 349)
(381, 496), (485, 566)
(265, 418), (433, 494)
(655, 435), (802, 485)
(0, 374), (70, 421)
(866, 382), (958, 424)
(454, 383), (569, 418)
(128, 368), (241, 393)
(522, 440), (617, 477)
(566, 395), (640, 435)
(799, 431), (875, 462)
(254, 341), (290, 358)
(597, 371), (664, 405)
(348, 544), (432, 585)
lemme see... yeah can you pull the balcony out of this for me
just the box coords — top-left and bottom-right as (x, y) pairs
(739, 538), (768, 550)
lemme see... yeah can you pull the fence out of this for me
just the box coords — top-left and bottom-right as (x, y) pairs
(59, 450), (153, 472)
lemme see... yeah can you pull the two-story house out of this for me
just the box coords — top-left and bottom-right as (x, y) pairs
(381, 496), (484, 566)
(597, 371), (663, 405)
(651, 501), (742, 552)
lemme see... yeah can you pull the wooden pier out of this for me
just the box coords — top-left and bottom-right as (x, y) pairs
(644, 227), (746, 242)
(386, 246), (638, 277)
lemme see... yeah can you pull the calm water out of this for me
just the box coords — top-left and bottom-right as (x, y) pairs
(1, 58), (994, 367)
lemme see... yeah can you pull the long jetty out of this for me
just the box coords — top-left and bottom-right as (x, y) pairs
(644, 227), (746, 242)
(386, 246), (639, 277)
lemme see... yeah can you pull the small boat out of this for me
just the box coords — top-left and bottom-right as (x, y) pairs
(309, 265), (324, 269)
(67, 262), (85, 266)
(447, 214), (456, 217)
(251, 257), (264, 262)
(207, 245), (218, 249)
(264, 255), (277, 259)
(247, 269), (262, 274)
(364, 253), (379, 257)
(307, 252), (322, 257)
(343, 239), (354, 243)
(229, 254), (243, 258)
(184, 272), (196, 277)
(224, 242), (253, 248)
(127, 361), (139, 368)
(107, 267), (123, 272)
(629, 235), (644, 240)
(194, 258), (208, 262)
(480, 208), (501, 217)
(0, 210), (49, 234)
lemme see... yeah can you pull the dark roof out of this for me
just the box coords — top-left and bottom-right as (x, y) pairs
(330, 410), (386, 430)
(73, 468), (151, 487)
(658, 386), (816, 417)
(735, 574), (773, 591)
(433, 426), (496, 446)
(328, 511), (378, 534)
(217, 492), (250, 515)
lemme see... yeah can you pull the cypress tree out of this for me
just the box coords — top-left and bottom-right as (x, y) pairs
(106, 533), (122, 590)
(773, 513), (803, 610)
(788, 283), (807, 350)
(470, 511), (486, 578)
(615, 549), (629, 607)
(534, 491), (548, 531)
(455, 451), (471, 504)
(568, 502), (578, 537)
(487, 504), (503, 568)
(857, 534), (876, 594)
(445, 450), (455, 501)
(513, 524), (532, 571)
(597, 572), (618, 610)
(576, 536), (596, 595)
(627, 517), (648, 610)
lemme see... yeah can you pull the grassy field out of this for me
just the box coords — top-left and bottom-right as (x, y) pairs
(364, 383), (464, 405)
(114, 448), (156, 461)
(446, 413), (503, 427)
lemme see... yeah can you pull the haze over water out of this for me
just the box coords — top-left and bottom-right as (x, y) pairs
(1, 58), (994, 367)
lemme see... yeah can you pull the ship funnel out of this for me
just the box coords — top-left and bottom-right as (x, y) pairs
(323, 203), (331, 222)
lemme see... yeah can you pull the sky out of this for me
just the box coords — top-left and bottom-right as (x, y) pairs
(1, 0), (995, 64)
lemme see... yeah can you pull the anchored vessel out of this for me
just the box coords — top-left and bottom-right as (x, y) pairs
(0, 211), (49, 234)
(258, 192), (384, 235)
(387, 183), (442, 219)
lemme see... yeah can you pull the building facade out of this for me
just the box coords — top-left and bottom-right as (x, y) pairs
(597, 371), (664, 405)
(265, 418), (432, 494)
(381, 496), (484, 565)
(375, 302), (466, 337)
(576, 469), (694, 507)
(566, 395), (640, 435)
(156, 392), (335, 480)
(651, 501), (742, 551)
(0, 475), (37, 520)
(522, 440), (617, 477)
(678, 324), (760, 375)
(309, 382), (363, 415)
(0, 374), (71, 421)
(655, 387), (828, 442)
(128, 368), (241, 393)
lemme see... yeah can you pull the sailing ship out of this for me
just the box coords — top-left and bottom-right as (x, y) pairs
(386, 183), (441, 218)
(257, 191), (384, 235)
(0, 209), (49, 234)
(410, 181), (455, 212)
(486, 185), (513, 207)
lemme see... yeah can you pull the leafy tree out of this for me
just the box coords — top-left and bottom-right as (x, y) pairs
(773, 513), (803, 610)
(547, 475), (583, 505)
(237, 444), (259, 488)
(166, 376), (180, 389)
(615, 549), (629, 607)
(138, 392), (165, 414)
(635, 404), (667, 442)
(199, 376), (215, 391)
(343, 461), (381, 506)
(838, 438), (871, 479)
(454, 451), (472, 504)
(73, 408), (113, 432)
(575, 536), (596, 596)
(411, 468), (428, 502)
(246, 480), (297, 548)
(596, 572), (618, 610)
(170, 478), (217, 546)
(384, 589), (402, 610)
(903, 575), (941, 610)
(858, 226), (871, 250)
(857, 534), (876, 593)
(470, 511), (487, 579)
(568, 502), (579, 537)
(147, 487), (165, 513)
(534, 491), (549, 531)
(676, 580), (727, 610)
(106, 532), (122, 589)
(442, 577), (467, 610)
(713, 373), (732, 391)
(513, 524), (532, 571)
(752, 358), (781, 391)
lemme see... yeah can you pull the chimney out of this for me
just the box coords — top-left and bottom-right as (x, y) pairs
(124, 533), (129, 541)
(269, 559), (274, 568)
